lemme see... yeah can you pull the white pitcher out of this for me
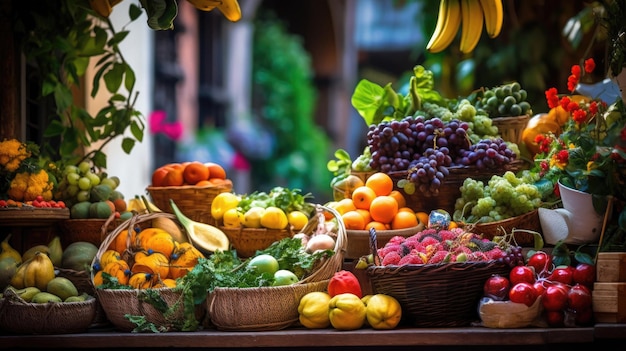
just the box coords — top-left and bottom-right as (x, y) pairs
(539, 181), (604, 245)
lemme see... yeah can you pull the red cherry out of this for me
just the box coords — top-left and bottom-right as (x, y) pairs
(526, 251), (553, 277)
(483, 274), (511, 301)
(509, 282), (538, 307)
(572, 263), (596, 288)
(509, 265), (536, 285)
(542, 283), (569, 312)
(548, 266), (574, 285)
(545, 310), (565, 327)
(567, 283), (593, 311)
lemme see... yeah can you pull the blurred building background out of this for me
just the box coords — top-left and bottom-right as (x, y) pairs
(1, 0), (603, 204)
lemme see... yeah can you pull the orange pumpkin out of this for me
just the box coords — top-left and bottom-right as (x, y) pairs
(143, 232), (176, 259)
(93, 260), (131, 287)
(128, 272), (157, 289)
(132, 252), (170, 280)
(521, 113), (563, 157)
(169, 242), (205, 279)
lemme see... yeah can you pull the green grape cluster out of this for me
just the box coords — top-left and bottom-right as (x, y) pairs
(474, 82), (533, 117)
(54, 161), (121, 208)
(352, 146), (373, 172)
(418, 102), (454, 121)
(453, 171), (542, 224)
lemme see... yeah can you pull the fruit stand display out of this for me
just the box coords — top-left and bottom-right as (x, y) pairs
(3, 1), (626, 346)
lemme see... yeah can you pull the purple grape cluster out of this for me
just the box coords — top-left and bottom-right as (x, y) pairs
(366, 115), (516, 197)
(456, 138), (517, 170)
(499, 245), (524, 268)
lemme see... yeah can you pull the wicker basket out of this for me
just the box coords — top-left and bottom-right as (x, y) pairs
(59, 215), (124, 247)
(206, 204), (347, 331)
(0, 289), (97, 334)
(492, 114), (531, 145)
(220, 226), (295, 258)
(345, 224), (423, 260)
(56, 267), (109, 327)
(366, 261), (509, 327)
(466, 210), (542, 246)
(147, 182), (232, 226)
(387, 161), (524, 214)
(91, 212), (205, 332)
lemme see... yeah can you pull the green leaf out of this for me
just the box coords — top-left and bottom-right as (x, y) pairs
(92, 151), (107, 169)
(121, 137), (136, 154)
(103, 63), (124, 93)
(129, 3), (143, 20)
(124, 64), (136, 92)
(43, 120), (65, 137)
(130, 120), (144, 142)
(351, 79), (385, 126)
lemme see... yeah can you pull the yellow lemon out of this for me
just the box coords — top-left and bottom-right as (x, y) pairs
(223, 208), (243, 228)
(241, 206), (266, 228)
(259, 206), (289, 230)
(211, 192), (241, 221)
(298, 291), (332, 329)
(287, 210), (309, 231)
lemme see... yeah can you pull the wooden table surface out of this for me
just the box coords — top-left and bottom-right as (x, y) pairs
(0, 323), (624, 350)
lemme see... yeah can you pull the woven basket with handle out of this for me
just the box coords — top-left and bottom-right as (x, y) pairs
(367, 260), (509, 327)
(90, 212), (205, 332)
(465, 209), (542, 246)
(207, 204), (347, 331)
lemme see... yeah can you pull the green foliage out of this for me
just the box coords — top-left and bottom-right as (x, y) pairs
(251, 11), (332, 199)
(13, 0), (145, 171)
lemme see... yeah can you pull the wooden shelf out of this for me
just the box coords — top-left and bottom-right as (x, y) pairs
(0, 324), (624, 349)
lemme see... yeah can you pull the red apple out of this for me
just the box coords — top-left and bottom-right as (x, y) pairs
(483, 274), (511, 301)
(542, 283), (569, 312)
(526, 251), (553, 278)
(572, 263), (596, 288)
(567, 283), (593, 311)
(548, 266), (573, 285)
(509, 265), (536, 285)
(509, 282), (538, 307)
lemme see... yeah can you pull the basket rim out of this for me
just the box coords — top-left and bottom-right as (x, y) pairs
(146, 183), (232, 191)
(366, 260), (507, 275)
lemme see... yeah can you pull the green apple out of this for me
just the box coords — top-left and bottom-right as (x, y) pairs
(273, 269), (298, 286)
(247, 254), (279, 275)
(78, 161), (91, 175)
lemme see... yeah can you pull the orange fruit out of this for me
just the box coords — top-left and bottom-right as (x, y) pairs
(183, 161), (210, 185)
(162, 168), (184, 186)
(334, 198), (357, 215)
(391, 210), (419, 230)
(369, 195), (398, 224)
(398, 207), (415, 214)
(365, 172), (394, 197)
(449, 221), (458, 229)
(388, 190), (406, 209)
(195, 179), (212, 187)
(356, 209), (372, 224)
(342, 210), (366, 230)
(113, 198), (127, 212)
(205, 162), (227, 180)
(416, 211), (429, 226)
(365, 221), (387, 231)
(151, 167), (170, 187)
(324, 201), (339, 221)
(332, 174), (365, 201)
(351, 186), (377, 210)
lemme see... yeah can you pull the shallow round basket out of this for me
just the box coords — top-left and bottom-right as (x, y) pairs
(91, 212), (206, 332)
(491, 114), (531, 145)
(207, 204), (347, 331)
(0, 289), (97, 334)
(220, 226), (295, 258)
(366, 261), (509, 327)
(345, 224), (423, 260)
(479, 296), (543, 328)
(147, 181), (232, 226)
(55, 267), (109, 327)
(466, 210), (541, 246)
(387, 160), (524, 214)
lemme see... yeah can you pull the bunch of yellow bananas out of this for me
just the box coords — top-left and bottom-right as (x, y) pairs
(426, 0), (503, 54)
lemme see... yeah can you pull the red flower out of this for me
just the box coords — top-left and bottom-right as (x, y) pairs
(567, 74), (578, 92)
(572, 109), (587, 123)
(571, 64), (581, 78)
(584, 58), (595, 74)
(556, 150), (569, 163)
(546, 87), (559, 109)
